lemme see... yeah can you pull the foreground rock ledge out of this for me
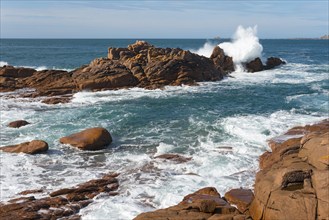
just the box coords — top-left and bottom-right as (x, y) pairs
(250, 119), (329, 220)
(60, 127), (112, 151)
(0, 173), (119, 220)
(0, 41), (285, 103)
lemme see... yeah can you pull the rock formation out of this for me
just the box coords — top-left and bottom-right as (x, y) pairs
(0, 173), (119, 220)
(59, 127), (112, 151)
(0, 41), (285, 104)
(245, 57), (286, 73)
(249, 119), (329, 220)
(0, 140), (49, 154)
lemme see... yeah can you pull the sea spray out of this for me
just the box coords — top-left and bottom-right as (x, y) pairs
(219, 26), (263, 71)
(190, 42), (217, 57)
(0, 61), (9, 67)
(191, 26), (263, 72)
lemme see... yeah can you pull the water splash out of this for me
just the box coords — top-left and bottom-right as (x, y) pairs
(219, 26), (263, 71)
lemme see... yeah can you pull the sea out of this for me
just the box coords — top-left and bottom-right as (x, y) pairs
(0, 38), (328, 219)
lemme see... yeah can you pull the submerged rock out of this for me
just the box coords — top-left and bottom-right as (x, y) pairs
(0, 140), (48, 154)
(41, 96), (72, 104)
(7, 120), (30, 128)
(60, 127), (112, 150)
(154, 153), (192, 163)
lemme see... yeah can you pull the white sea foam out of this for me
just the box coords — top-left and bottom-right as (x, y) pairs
(154, 143), (175, 156)
(0, 61), (9, 67)
(190, 41), (217, 57)
(0, 61), (73, 71)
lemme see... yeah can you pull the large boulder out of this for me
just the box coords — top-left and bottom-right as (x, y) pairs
(0, 140), (48, 154)
(7, 120), (30, 128)
(59, 127), (112, 150)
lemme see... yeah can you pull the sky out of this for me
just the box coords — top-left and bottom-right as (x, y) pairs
(0, 0), (328, 39)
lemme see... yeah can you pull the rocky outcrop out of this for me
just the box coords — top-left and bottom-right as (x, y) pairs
(95, 41), (226, 89)
(7, 120), (30, 128)
(60, 127), (112, 150)
(245, 57), (286, 72)
(210, 46), (235, 74)
(0, 41), (227, 99)
(0, 41), (286, 103)
(0, 140), (49, 154)
(249, 119), (329, 220)
(0, 173), (119, 220)
(134, 187), (251, 220)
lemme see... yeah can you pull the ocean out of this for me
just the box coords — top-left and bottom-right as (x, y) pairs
(0, 38), (328, 219)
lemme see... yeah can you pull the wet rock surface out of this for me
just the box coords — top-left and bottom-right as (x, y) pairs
(0, 140), (49, 154)
(60, 127), (112, 151)
(0, 173), (119, 220)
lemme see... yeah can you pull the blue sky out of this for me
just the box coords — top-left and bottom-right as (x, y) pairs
(1, 0), (328, 38)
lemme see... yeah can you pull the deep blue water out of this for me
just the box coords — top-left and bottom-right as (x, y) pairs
(0, 38), (328, 219)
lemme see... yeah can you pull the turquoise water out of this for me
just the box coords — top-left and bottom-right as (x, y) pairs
(0, 39), (328, 219)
